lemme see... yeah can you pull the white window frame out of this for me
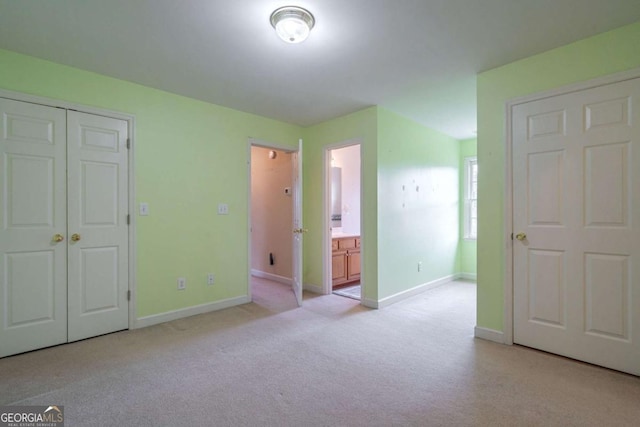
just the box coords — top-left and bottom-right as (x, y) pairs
(463, 157), (478, 240)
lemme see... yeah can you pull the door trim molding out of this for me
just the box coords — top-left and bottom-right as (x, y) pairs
(0, 88), (138, 331)
(503, 67), (640, 346)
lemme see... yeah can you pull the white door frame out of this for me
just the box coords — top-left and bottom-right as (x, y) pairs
(503, 67), (640, 345)
(0, 88), (137, 330)
(247, 138), (300, 302)
(323, 139), (363, 300)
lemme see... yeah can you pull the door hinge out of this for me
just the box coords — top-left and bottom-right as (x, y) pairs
(127, 214), (130, 225)
(126, 138), (131, 149)
(127, 290), (131, 301)
(510, 232), (514, 240)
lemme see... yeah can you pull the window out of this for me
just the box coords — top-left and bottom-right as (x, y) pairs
(464, 157), (478, 239)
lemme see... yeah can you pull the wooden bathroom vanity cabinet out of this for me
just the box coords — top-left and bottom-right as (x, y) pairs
(331, 236), (361, 286)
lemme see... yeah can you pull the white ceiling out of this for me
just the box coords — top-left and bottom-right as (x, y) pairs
(1, 1), (639, 140)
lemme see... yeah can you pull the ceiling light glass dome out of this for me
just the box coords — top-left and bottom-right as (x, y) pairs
(270, 6), (315, 44)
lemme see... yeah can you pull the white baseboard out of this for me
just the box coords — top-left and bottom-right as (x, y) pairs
(361, 298), (378, 309)
(303, 282), (323, 294)
(474, 326), (505, 344)
(135, 295), (251, 329)
(251, 269), (292, 286)
(377, 274), (458, 309)
(460, 272), (477, 281)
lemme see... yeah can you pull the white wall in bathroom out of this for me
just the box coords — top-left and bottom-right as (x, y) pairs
(331, 144), (361, 236)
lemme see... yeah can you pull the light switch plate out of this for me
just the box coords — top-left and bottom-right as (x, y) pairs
(217, 203), (229, 215)
(139, 202), (149, 216)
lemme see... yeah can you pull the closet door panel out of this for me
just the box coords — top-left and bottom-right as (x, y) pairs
(0, 98), (67, 357)
(67, 111), (129, 342)
(68, 111), (129, 341)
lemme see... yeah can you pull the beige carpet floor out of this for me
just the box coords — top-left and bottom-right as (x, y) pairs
(1, 279), (639, 426)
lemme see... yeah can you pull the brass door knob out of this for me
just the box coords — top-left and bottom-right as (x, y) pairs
(515, 232), (527, 241)
(71, 233), (81, 242)
(53, 234), (64, 243)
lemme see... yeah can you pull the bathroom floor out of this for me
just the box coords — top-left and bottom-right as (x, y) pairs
(332, 284), (361, 300)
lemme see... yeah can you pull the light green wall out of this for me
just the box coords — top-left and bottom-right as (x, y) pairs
(0, 48), (302, 318)
(302, 107), (379, 301)
(377, 108), (460, 299)
(459, 138), (477, 277)
(302, 107), (462, 303)
(477, 21), (640, 331)
(1, 38), (486, 317)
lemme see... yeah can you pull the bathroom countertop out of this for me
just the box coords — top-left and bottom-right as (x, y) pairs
(331, 232), (360, 238)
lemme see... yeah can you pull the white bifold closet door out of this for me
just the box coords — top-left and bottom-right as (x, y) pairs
(0, 97), (129, 358)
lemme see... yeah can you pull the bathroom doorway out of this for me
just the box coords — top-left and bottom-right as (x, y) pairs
(325, 142), (362, 301)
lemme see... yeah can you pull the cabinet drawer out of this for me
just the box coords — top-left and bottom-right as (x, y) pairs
(332, 239), (339, 251)
(355, 238), (360, 248)
(338, 238), (356, 250)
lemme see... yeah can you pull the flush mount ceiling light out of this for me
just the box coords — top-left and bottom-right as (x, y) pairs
(270, 6), (315, 44)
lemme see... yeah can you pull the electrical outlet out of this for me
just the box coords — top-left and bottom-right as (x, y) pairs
(177, 277), (186, 290)
(418, 262), (422, 272)
(207, 273), (215, 285)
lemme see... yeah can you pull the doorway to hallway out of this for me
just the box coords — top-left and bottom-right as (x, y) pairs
(248, 141), (302, 306)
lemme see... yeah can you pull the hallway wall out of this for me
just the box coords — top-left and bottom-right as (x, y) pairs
(251, 146), (293, 279)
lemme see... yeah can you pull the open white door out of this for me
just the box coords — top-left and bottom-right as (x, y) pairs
(291, 139), (304, 306)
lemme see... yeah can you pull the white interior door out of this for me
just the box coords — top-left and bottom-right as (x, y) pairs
(512, 77), (640, 375)
(291, 139), (303, 306)
(0, 98), (67, 357)
(67, 111), (129, 342)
